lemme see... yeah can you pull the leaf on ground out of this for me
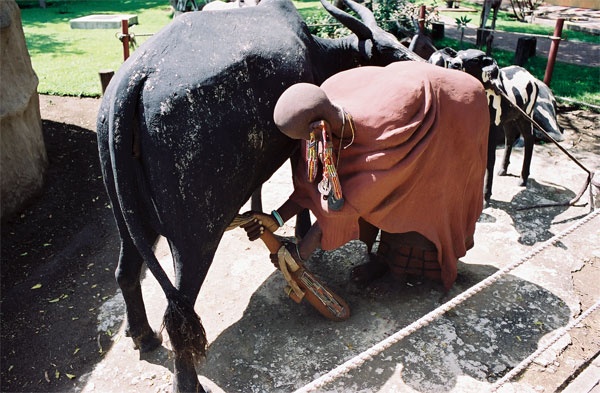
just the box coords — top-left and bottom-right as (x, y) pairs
(97, 334), (103, 354)
(31, 283), (42, 289)
(66, 373), (76, 380)
(49, 294), (69, 303)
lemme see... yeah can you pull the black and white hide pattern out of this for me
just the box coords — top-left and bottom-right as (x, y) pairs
(427, 46), (457, 68)
(531, 80), (563, 143)
(170, 0), (199, 13)
(97, 0), (423, 391)
(429, 48), (563, 203)
(202, 0), (258, 11)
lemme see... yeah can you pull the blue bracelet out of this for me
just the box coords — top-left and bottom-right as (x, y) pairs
(271, 210), (284, 227)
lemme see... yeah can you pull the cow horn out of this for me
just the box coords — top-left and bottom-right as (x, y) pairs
(343, 0), (377, 28)
(320, 0), (373, 40)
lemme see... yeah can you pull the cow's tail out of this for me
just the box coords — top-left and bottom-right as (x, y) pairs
(107, 75), (207, 361)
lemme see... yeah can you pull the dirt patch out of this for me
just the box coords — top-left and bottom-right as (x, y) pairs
(0, 95), (598, 392)
(0, 96), (120, 392)
(37, 95), (101, 130)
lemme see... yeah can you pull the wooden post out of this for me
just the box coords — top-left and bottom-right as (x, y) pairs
(544, 18), (564, 86)
(99, 69), (114, 94)
(476, 28), (491, 47)
(431, 21), (445, 40)
(514, 37), (536, 66)
(419, 5), (426, 33)
(121, 19), (130, 61)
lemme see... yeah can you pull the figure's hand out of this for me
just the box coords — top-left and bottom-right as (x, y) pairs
(240, 211), (280, 241)
(269, 253), (279, 269)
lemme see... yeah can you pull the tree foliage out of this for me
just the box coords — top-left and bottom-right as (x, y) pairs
(508, 0), (544, 22)
(307, 0), (439, 40)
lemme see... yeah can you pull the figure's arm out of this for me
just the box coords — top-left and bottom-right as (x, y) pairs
(275, 199), (303, 224)
(241, 199), (304, 241)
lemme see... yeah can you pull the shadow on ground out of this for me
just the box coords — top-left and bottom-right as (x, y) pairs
(0, 120), (123, 392)
(489, 178), (576, 245)
(195, 244), (570, 392)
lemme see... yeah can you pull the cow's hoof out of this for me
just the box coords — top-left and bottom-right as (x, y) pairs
(171, 383), (209, 393)
(518, 178), (528, 187)
(132, 330), (163, 353)
(497, 168), (508, 176)
(172, 377), (208, 393)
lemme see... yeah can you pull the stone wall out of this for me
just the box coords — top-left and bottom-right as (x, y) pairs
(0, 0), (47, 220)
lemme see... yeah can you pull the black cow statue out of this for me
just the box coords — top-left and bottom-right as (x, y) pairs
(170, 0), (199, 13)
(97, 0), (422, 391)
(429, 48), (563, 204)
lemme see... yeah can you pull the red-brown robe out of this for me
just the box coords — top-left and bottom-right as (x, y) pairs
(289, 62), (490, 289)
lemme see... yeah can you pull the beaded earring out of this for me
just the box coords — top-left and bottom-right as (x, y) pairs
(306, 130), (318, 183)
(318, 126), (343, 203)
(306, 120), (344, 211)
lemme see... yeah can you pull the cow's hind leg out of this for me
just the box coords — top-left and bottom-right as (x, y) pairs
(116, 229), (163, 353)
(517, 121), (535, 187)
(498, 122), (519, 177)
(99, 122), (162, 353)
(165, 240), (213, 393)
(484, 124), (503, 205)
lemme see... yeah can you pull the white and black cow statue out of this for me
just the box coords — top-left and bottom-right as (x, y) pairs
(429, 48), (563, 204)
(202, 0), (258, 11)
(97, 0), (424, 391)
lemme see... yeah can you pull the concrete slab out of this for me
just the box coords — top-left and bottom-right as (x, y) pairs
(74, 114), (600, 392)
(31, 93), (593, 393)
(562, 354), (600, 393)
(69, 14), (138, 30)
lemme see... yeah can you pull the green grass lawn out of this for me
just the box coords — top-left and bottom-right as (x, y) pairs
(20, 0), (599, 106)
(22, 0), (173, 96)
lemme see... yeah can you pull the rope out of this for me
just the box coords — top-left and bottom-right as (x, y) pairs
(294, 209), (600, 393)
(491, 298), (600, 391)
(226, 213), (254, 231)
(456, 25), (564, 41)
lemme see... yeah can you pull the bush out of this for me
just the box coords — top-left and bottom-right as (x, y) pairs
(306, 0), (439, 40)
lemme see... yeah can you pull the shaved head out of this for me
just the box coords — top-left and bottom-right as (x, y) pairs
(274, 83), (340, 140)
